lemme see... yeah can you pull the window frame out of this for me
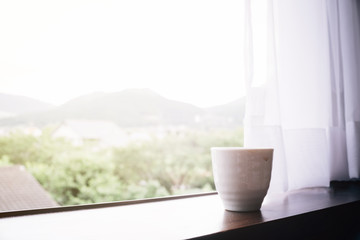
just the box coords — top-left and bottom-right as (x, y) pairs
(0, 183), (360, 239)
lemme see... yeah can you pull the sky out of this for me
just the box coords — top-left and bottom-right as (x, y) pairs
(0, 0), (247, 107)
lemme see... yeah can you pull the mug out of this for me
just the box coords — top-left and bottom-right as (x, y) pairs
(211, 147), (273, 212)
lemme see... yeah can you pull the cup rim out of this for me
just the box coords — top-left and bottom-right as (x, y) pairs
(211, 147), (274, 151)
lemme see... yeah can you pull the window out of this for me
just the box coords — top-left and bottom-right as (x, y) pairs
(0, 0), (246, 211)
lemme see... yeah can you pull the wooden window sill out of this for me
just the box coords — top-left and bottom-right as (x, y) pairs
(0, 182), (359, 239)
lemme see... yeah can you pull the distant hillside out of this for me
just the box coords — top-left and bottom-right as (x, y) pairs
(0, 89), (245, 127)
(204, 98), (246, 126)
(0, 93), (54, 115)
(48, 89), (202, 126)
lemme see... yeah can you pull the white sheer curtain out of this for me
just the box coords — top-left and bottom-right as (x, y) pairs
(243, 0), (360, 193)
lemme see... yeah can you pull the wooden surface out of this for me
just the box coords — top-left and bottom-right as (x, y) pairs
(0, 184), (359, 239)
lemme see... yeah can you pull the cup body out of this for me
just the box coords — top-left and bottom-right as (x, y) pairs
(211, 147), (273, 212)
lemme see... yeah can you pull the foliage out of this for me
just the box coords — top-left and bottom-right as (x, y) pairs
(0, 127), (243, 206)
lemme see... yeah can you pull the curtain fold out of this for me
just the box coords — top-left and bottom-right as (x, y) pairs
(244, 0), (360, 193)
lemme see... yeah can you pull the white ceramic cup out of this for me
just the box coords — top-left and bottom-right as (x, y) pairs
(211, 147), (273, 212)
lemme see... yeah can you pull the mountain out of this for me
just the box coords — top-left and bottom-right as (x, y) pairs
(204, 98), (246, 126)
(0, 93), (54, 115)
(0, 89), (245, 127)
(0, 89), (202, 127)
(52, 88), (203, 126)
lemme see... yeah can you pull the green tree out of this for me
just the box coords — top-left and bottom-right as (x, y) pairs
(0, 127), (243, 206)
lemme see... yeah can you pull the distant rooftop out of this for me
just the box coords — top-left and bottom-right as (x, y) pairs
(52, 119), (127, 147)
(0, 165), (58, 212)
(58, 119), (123, 140)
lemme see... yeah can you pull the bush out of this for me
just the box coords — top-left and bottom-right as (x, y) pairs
(0, 127), (243, 206)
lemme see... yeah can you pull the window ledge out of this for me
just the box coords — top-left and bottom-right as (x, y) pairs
(0, 182), (360, 239)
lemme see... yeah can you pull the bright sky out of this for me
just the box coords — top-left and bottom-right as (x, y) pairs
(0, 0), (247, 107)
